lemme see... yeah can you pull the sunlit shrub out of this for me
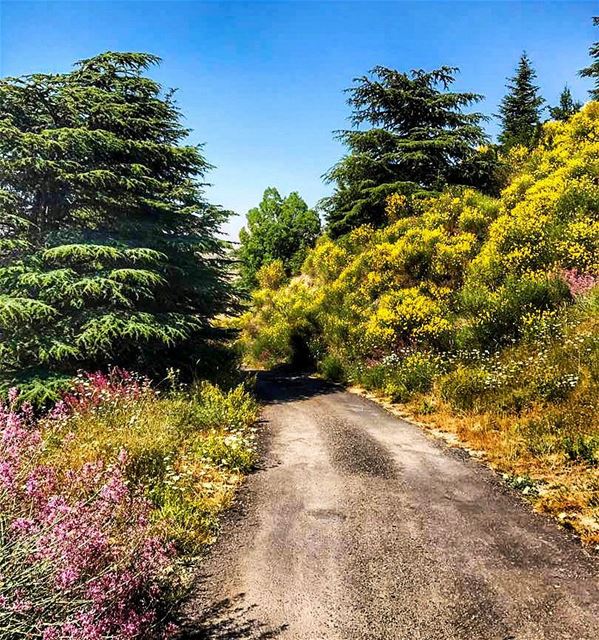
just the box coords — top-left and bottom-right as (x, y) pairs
(385, 193), (412, 221)
(42, 371), (258, 551)
(438, 365), (489, 411)
(256, 259), (287, 290)
(562, 268), (598, 298)
(459, 274), (569, 348)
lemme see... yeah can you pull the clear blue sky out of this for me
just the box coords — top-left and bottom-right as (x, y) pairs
(0, 1), (596, 238)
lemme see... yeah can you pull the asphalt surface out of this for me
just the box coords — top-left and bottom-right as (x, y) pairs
(182, 374), (599, 640)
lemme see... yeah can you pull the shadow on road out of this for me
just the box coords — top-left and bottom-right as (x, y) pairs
(255, 369), (338, 405)
(178, 594), (288, 639)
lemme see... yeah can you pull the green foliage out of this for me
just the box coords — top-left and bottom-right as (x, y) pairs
(322, 66), (493, 237)
(0, 52), (234, 398)
(189, 381), (260, 435)
(498, 53), (544, 150)
(438, 365), (489, 411)
(45, 377), (259, 551)
(549, 86), (582, 122)
(319, 354), (346, 383)
(237, 270), (320, 368)
(579, 17), (599, 99)
(457, 274), (569, 348)
(238, 187), (320, 288)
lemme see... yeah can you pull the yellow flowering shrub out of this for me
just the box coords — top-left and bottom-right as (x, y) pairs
(472, 104), (599, 287)
(239, 103), (598, 375)
(256, 259), (287, 290)
(236, 107), (599, 542)
(363, 287), (450, 351)
(385, 193), (412, 221)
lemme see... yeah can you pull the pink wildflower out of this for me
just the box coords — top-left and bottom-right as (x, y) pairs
(562, 268), (597, 297)
(7, 387), (19, 406)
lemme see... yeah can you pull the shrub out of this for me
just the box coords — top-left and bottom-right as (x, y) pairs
(190, 381), (259, 433)
(562, 268), (598, 298)
(256, 260), (287, 290)
(459, 274), (569, 348)
(319, 355), (346, 383)
(438, 365), (489, 411)
(0, 398), (177, 640)
(563, 434), (599, 466)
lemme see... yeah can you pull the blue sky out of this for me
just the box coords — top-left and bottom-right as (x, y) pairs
(0, 1), (596, 238)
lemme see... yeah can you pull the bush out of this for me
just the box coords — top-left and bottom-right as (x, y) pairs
(459, 274), (569, 348)
(438, 365), (489, 411)
(189, 381), (259, 433)
(319, 355), (346, 383)
(563, 434), (599, 466)
(0, 398), (177, 640)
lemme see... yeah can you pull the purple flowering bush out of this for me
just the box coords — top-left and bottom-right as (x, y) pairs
(562, 268), (598, 298)
(0, 392), (178, 639)
(0, 370), (259, 638)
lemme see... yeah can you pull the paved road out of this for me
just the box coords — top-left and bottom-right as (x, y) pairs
(183, 374), (599, 640)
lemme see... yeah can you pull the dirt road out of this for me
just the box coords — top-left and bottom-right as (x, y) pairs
(183, 374), (599, 640)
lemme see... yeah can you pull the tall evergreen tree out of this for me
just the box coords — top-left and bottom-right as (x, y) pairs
(579, 17), (599, 99)
(0, 52), (233, 401)
(497, 53), (545, 150)
(321, 66), (491, 237)
(549, 85), (582, 121)
(238, 187), (320, 288)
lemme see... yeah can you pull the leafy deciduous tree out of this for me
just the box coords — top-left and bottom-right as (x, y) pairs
(0, 52), (233, 401)
(238, 187), (320, 288)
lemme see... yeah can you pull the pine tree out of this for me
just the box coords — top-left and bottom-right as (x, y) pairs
(579, 17), (599, 99)
(549, 85), (582, 121)
(497, 53), (545, 150)
(238, 187), (320, 288)
(321, 66), (491, 237)
(0, 52), (233, 402)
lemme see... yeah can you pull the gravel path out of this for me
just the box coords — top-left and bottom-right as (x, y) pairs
(182, 374), (599, 640)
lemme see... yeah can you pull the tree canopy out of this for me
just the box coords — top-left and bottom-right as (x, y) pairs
(497, 53), (544, 150)
(580, 17), (599, 99)
(238, 187), (320, 288)
(549, 85), (582, 122)
(0, 51), (233, 401)
(321, 66), (492, 237)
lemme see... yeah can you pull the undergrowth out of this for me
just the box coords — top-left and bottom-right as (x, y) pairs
(0, 369), (259, 638)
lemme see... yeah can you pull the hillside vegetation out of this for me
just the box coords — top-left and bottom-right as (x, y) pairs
(239, 104), (599, 543)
